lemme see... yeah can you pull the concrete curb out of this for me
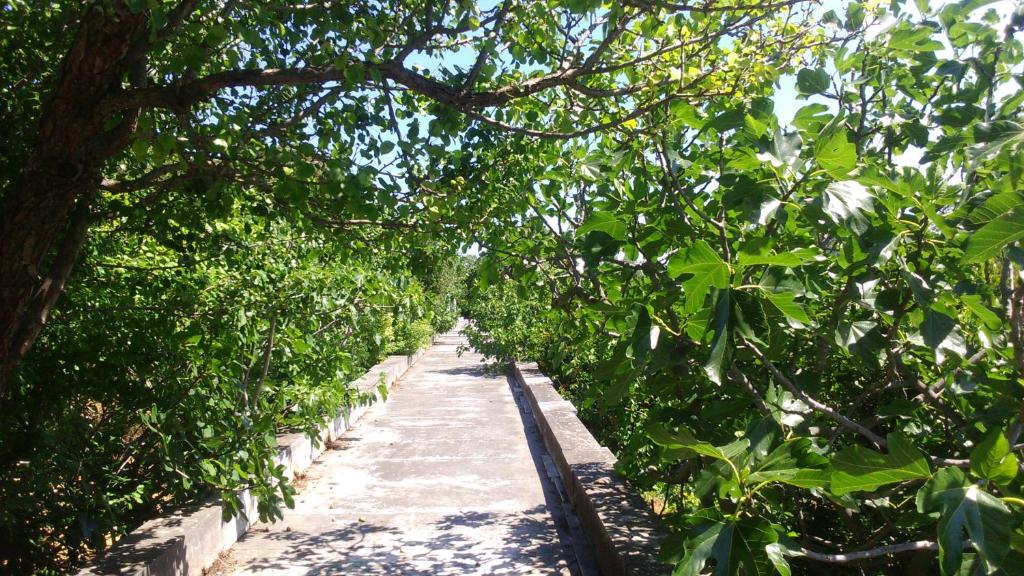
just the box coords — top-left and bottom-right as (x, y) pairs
(511, 361), (669, 576)
(79, 347), (429, 576)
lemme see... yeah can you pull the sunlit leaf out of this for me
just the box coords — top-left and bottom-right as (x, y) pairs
(831, 433), (931, 495)
(916, 467), (1012, 575)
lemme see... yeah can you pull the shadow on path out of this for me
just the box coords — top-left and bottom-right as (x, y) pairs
(234, 506), (560, 575)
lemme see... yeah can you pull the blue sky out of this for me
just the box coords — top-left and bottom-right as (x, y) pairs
(407, 0), (1017, 129)
(404, 1), (845, 130)
(391, 0), (1019, 256)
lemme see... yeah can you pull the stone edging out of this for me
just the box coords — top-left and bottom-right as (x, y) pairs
(79, 347), (429, 576)
(511, 361), (669, 576)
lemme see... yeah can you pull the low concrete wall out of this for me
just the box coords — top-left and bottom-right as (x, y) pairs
(79, 348), (428, 576)
(512, 361), (669, 576)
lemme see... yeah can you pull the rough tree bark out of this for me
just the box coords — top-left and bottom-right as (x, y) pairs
(0, 3), (147, 400)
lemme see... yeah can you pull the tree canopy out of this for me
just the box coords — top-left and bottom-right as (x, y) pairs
(0, 0), (817, 394)
(3, 0), (1024, 574)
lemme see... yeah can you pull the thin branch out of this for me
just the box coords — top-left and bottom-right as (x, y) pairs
(626, 0), (813, 14)
(10, 192), (95, 364)
(800, 539), (970, 563)
(252, 310), (277, 408)
(462, 0), (512, 92)
(728, 364), (772, 418)
(462, 92), (702, 139)
(740, 337), (887, 448)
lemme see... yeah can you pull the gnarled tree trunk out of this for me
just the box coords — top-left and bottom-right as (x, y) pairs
(0, 2), (146, 400)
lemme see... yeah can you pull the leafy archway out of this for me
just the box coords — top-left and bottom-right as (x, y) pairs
(3, 1), (1024, 574)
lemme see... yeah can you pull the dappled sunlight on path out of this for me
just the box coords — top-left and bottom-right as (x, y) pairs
(213, 325), (589, 575)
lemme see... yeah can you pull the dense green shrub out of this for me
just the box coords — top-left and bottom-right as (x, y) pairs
(463, 281), (652, 466)
(0, 201), (461, 572)
(466, 2), (1024, 574)
(392, 318), (434, 355)
(414, 252), (473, 335)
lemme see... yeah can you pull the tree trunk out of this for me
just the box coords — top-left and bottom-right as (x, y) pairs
(0, 2), (146, 401)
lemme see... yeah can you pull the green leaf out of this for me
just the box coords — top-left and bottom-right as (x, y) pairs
(764, 543), (792, 576)
(822, 180), (874, 234)
(831, 433), (931, 495)
(676, 519), (778, 576)
(343, 62), (365, 86)
(747, 438), (829, 488)
(737, 249), (819, 268)
(760, 290), (811, 328)
(669, 100), (703, 128)
(764, 384), (809, 427)
(704, 289), (731, 385)
(629, 305), (656, 363)
(792, 103), (832, 132)
(674, 521), (724, 576)
(834, 320), (885, 366)
(967, 191), (1022, 225)
(647, 423), (741, 466)
(939, 105), (984, 129)
(962, 206), (1024, 263)
(969, 120), (1024, 163)
(796, 68), (830, 95)
(704, 108), (746, 133)
(916, 467), (1012, 575)
(577, 212), (628, 241)
(669, 241), (730, 315)
(815, 130), (857, 179)
(969, 429), (1018, 485)
(888, 25), (944, 52)
(920, 309), (966, 365)
(578, 158), (604, 181)
(972, 120), (1024, 144)
(961, 295), (1001, 330)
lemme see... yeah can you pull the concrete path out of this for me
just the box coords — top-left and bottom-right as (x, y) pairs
(214, 325), (589, 575)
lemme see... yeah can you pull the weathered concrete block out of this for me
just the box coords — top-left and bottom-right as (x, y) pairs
(512, 362), (669, 576)
(524, 379), (576, 410)
(80, 498), (228, 576)
(275, 433), (307, 480)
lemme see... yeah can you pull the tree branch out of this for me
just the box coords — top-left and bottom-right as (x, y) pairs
(800, 539), (969, 563)
(11, 192), (95, 364)
(626, 0), (814, 14)
(252, 310), (277, 408)
(740, 337), (887, 448)
(462, 0), (512, 92)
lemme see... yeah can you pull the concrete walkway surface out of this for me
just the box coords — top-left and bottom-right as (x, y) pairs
(212, 324), (593, 575)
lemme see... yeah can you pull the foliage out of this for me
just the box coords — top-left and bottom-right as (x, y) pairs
(388, 277), (435, 355)
(463, 282), (559, 363)
(0, 0), (823, 402)
(466, 2), (1024, 574)
(3, 0), (811, 569)
(464, 275), (656, 473)
(0, 188), (461, 572)
(414, 252), (473, 335)
(9, 0), (1021, 574)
